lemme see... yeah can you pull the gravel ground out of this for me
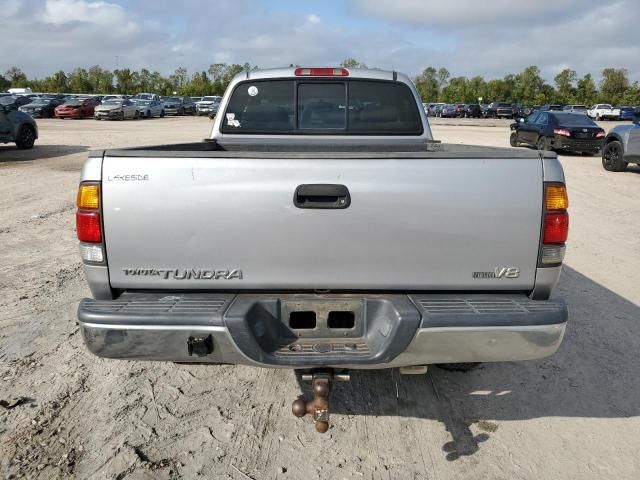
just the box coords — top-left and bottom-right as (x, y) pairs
(1, 116), (639, 479)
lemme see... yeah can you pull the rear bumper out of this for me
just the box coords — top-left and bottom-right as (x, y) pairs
(56, 111), (82, 118)
(78, 293), (568, 369)
(196, 106), (217, 115)
(552, 136), (604, 153)
(94, 110), (120, 119)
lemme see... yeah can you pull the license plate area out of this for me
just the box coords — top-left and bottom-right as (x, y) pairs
(282, 299), (364, 339)
(575, 132), (592, 139)
(223, 294), (421, 366)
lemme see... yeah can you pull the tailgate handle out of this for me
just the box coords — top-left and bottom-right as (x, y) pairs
(294, 184), (351, 209)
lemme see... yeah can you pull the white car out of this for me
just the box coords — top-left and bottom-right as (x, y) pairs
(133, 99), (165, 118)
(587, 104), (620, 121)
(196, 96), (222, 116)
(132, 93), (160, 101)
(94, 99), (139, 120)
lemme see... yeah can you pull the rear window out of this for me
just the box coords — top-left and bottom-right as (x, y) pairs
(221, 79), (423, 135)
(552, 113), (597, 126)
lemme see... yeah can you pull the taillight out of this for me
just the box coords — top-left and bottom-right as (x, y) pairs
(294, 67), (349, 77)
(595, 130), (605, 138)
(553, 128), (571, 137)
(540, 183), (569, 266)
(76, 211), (102, 243)
(543, 213), (569, 244)
(77, 183), (100, 210)
(76, 182), (104, 262)
(545, 184), (569, 211)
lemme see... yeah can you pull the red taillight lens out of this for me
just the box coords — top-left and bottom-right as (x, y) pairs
(595, 130), (605, 138)
(76, 211), (102, 243)
(554, 128), (571, 137)
(294, 67), (349, 77)
(543, 212), (569, 244)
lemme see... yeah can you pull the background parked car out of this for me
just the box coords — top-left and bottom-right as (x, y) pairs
(618, 106), (636, 121)
(601, 112), (640, 171)
(427, 103), (445, 116)
(510, 111), (604, 154)
(101, 95), (129, 103)
(432, 104), (445, 117)
(463, 104), (482, 118)
(439, 104), (458, 118)
(196, 96), (222, 116)
(163, 96), (196, 116)
(514, 105), (536, 120)
(54, 97), (100, 119)
(132, 93), (160, 101)
(19, 97), (64, 118)
(539, 104), (564, 112)
(485, 102), (514, 118)
(563, 105), (588, 114)
(587, 104), (620, 121)
(133, 99), (165, 118)
(0, 96), (38, 149)
(94, 99), (139, 120)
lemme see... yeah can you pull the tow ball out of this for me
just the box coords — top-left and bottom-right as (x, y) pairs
(291, 370), (350, 433)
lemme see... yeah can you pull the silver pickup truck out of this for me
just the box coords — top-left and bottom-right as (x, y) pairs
(76, 68), (569, 431)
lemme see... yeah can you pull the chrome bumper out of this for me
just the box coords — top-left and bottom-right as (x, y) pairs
(78, 293), (568, 369)
(79, 321), (566, 368)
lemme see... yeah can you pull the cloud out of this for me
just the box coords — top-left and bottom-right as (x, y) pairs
(1, 0), (639, 84)
(351, 0), (640, 81)
(42, 0), (130, 26)
(351, 0), (603, 26)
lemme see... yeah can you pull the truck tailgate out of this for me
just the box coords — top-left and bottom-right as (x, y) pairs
(101, 154), (542, 290)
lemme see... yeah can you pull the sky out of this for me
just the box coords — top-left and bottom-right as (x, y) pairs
(1, 0), (639, 83)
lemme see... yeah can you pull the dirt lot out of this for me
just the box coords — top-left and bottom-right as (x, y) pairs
(1, 116), (639, 479)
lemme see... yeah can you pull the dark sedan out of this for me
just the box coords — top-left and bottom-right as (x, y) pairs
(440, 104), (465, 118)
(485, 102), (514, 118)
(162, 96), (196, 116)
(510, 111), (605, 154)
(463, 104), (482, 118)
(18, 97), (63, 118)
(619, 106), (636, 121)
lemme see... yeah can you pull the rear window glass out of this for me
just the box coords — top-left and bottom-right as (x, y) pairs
(221, 79), (423, 135)
(552, 113), (596, 126)
(298, 83), (345, 129)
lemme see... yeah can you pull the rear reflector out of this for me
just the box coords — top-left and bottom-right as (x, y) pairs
(76, 211), (102, 243)
(545, 185), (569, 211)
(294, 67), (349, 77)
(540, 245), (566, 265)
(543, 212), (569, 244)
(77, 183), (100, 210)
(79, 243), (104, 263)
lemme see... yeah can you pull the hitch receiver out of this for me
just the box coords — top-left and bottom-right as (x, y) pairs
(291, 370), (349, 433)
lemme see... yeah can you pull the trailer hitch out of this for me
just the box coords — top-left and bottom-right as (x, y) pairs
(291, 370), (350, 433)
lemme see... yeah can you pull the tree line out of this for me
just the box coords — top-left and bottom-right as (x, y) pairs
(0, 63), (258, 97)
(1, 60), (639, 106)
(415, 66), (640, 106)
